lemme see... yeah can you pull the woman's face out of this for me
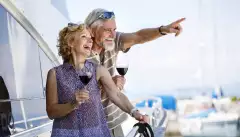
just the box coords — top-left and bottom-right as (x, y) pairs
(70, 28), (93, 57)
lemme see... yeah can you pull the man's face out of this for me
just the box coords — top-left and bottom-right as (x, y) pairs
(94, 19), (117, 51)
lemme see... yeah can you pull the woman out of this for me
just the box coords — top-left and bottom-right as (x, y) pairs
(46, 23), (147, 137)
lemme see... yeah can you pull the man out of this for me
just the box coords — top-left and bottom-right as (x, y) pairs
(85, 8), (185, 137)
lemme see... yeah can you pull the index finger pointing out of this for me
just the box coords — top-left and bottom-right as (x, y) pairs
(173, 18), (186, 24)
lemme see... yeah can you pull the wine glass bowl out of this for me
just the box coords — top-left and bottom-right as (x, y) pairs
(79, 71), (92, 86)
(116, 51), (129, 76)
(116, 66), (128, 76)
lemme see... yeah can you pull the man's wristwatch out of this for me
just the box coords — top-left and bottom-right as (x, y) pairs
(130, 108), (139, 117)
(159, 26), (167, 35)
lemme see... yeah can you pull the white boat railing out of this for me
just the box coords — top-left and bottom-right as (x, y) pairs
(12, 116), (50, 125)
(0, 97), (46, 103)
(126, 126), (140, 137)
(126, 97), (168, 137)
(0, 98), (52, 135)
(125, 109), (167, 137)
(11, 122), (53, 137)
(0, 96), (168, 137)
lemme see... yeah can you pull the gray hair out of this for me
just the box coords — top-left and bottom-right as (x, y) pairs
(84, 8), (110, 28)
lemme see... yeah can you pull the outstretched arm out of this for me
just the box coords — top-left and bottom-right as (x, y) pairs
(121, 18), (186, 49)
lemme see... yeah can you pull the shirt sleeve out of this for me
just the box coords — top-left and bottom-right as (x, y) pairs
(115, 32), (131, 53)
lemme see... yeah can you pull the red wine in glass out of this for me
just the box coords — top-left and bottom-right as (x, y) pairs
(116, 66), (128, 92)
(79, 66), (92, 86)
(116, 67), (128, 76)
(79, 75), (92, 86)
(78, 71), (92, 104)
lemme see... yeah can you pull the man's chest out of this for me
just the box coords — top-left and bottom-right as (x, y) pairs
(88, 50), (118, 75)
(90, 51), (117, 67)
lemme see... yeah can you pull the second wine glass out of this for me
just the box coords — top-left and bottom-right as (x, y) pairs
(116, 51), (129, 91)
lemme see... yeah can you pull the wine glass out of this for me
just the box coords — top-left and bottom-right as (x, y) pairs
(78, 66), (92, 103)
(116, 67), (128, 76)
(79, 72), (92, 87)
(116, 51), (129, 91)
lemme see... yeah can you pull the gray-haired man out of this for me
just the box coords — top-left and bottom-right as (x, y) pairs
(85, 8), (185, 137)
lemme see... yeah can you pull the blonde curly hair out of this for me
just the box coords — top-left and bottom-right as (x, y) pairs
(57, 23), (85, 63)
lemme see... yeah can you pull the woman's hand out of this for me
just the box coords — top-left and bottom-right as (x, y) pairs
(74, 89), (89, 104)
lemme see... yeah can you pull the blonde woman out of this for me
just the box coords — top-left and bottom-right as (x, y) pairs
(46, 23), (147, 137)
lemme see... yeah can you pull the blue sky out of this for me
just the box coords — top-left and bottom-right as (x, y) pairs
(63, 0), (240, 96)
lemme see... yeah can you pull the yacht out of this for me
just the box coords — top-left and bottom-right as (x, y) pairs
(177, 97), (240, 137)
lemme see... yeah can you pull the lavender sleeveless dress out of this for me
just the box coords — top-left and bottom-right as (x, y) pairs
(51, 61), (111, 137)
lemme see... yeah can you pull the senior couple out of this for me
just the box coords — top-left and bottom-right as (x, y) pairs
(46, 8), (185, 137)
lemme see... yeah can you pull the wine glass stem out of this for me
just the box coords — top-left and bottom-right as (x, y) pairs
(84, 86), (90, 103)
